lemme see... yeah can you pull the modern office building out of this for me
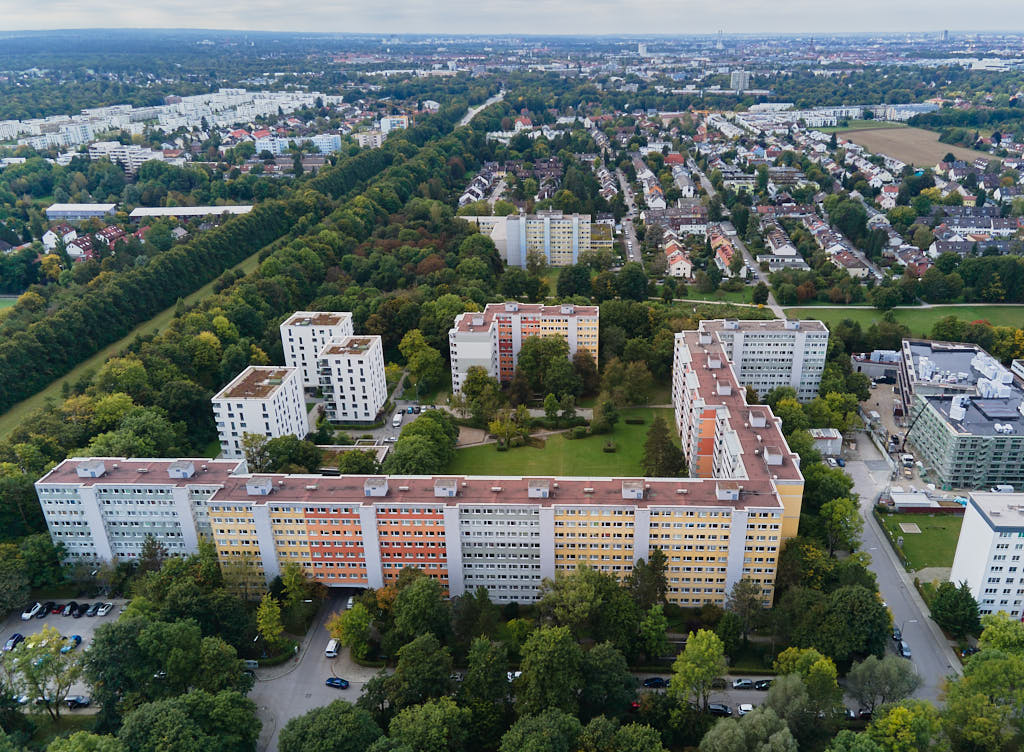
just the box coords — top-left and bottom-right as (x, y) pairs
(695, 319), (829, 402)
(901, 340), (1024, 489)
(950, 491), (1024, 618)
(211, 366), (308, 458)
(672, 321), (806, 540)
(449, 302), (600, 392)
(317, 336), (387, 423)
(35, 459), (788, 607)
(280, 311), (354, 389)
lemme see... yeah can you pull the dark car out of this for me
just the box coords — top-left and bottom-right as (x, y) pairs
(413, 406), (421, 414)
(960, 646), (979, 658)
(325, 677), (350, 689)
(708, 703), (733, 717)
(65, 695), (91, 709)
(754, 679), (773, 691)
(732, 679), (754, 690)
(60, 635), (82, 654)
(73, 603), (89, 618)
(50, 604), (64, 614)
(858, 708), (873, 720)
(892, 626), (902, 642)
(642, 677), (668, 689)
(36, 602), (54, 618)
(406, 406), (415, 414)
(836, 458), (846, 467)
(62, 602), (78, 617)
(85, 603), (100, 617)
(3, 634), (24, 652)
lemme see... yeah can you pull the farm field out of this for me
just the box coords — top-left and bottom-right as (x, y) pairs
(785, 305), (1024, 336)
(819, 119), (907, 134)
(446, 408), (677, 477)
(0, 248), (266, 441)
(838, 126), (992, 167)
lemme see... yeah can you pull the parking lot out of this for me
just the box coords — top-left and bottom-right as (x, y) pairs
(1, 598), (128, 710)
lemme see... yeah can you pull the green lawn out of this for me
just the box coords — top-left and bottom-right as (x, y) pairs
(677, 288), (754, 304)
(0, 297), (16, 309)
(879, 512), (963, 570)
(447, 408), (677, 477)
(0, 249), (267, 441)
(785, 306), (1024, 337)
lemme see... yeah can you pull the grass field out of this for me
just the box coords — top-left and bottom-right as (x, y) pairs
(819, 119), (908, 134)
(0, 250), (267, 441)
(446, 407), (677, 477)
(677, 288), (754, 304)
(838, 127), (992, 167)
(0, 296), (16, 309)
(785, 305), (1024, 337)
(879, 512), (963, 570)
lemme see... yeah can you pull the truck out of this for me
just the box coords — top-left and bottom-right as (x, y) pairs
(900, 454), (914, 468)
(392, 412), (404, 429)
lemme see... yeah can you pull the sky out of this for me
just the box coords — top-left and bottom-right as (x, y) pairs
(2, 0), (1024, 36)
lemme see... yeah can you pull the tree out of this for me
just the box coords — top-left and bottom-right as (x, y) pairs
(241, 433), (270, 472)
(714, 611), (742, 658)
(556, 264), (593, 298)
(266, 435), (322, 473)
(579, 642), (636, 721)
(611, 722), (669, 752)
(278, 700), (383, 752)
(459, 638), (511, 751)
(866, 700), (940, 752)
(517, 337), (571, 394)
(616, 262), (648, 301)
(820, 497), (864, 556)
(847, 656), (921, 715)
(256, 593), (286, 651)
(138, 535), (168, 574)
(499, 709), (582, 752)
(7, 625), (83, 720)
(47, 732), (125, 752)
(0, 545), (29, 615)
(627, 548), (668, 610)
(725, 579), (763, 643)
(699, 707), (797, 752)
(488, 409), (520, 447)
(543, 393), (560, 424)
(393, 576), (448, 641)
(516, 626), (584, 716)
(669, 629), (727, 711)
(929, 581), (980, 639)
(328, 603), (373, 660)
(818, 586), (890, 666)
(337, 450), (378, 475)
(388, 696), (471, 752)
(642, 417), (683, 477)
(399, 330), (445, 393)
(940, 687), (1009, 752)
(18, 534), (64, 589)
(639, 605), (670, 662)
(116, 689), (259, 752)
(827, 731), (885, 752)
(979, 611), (1024, 652)
(752, 282), (770, 305)
(389, 634), (453, 710)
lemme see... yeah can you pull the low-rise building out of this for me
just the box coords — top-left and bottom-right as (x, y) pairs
(44, 203), (117, 222)
(212, 366), (308, 458)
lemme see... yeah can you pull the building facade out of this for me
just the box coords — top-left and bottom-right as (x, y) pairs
(211, 366), (308, 458)
(317, 336), (388, 423)
(505, 211), (592, 267)
(280, 311), (354, 389)
(35, 459), (788, 607)
(950, 492), (1024, 619)
(449, 302), (600, 392)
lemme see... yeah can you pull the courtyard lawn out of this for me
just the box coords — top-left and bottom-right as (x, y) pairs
(878, 512), (963, 570)
(447, 408), (677, 477)
(785, 305), (1024, 337)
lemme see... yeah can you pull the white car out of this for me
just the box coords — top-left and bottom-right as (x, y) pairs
(738, 703), (754, 716)
(20, 603), (42, 621)
(96, 602), (114, 617)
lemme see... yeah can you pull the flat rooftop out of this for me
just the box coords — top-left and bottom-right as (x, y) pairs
(321, 336), (378, 356)
(128, 206), (252, 218)
(214, 366), (296, 401)
(925, 393), (1024, 437)
(970, 491), (1024, 528)
(701, 318), (828, 333)
(36, 457), (244, 487)
(904, 339), (984, 389)
(282, 311), (351, 328)
(452, 302), (599, 334)
(46, 202), (117, 213)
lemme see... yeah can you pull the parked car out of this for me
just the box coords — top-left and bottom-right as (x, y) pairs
(50, 604), (64, 614)
(65, 695), (91, 709)
(85, 603), (101, 617)
(732, 679), (754, 690)
(62, 602), (78, 617)
(325, 677), (350, 689)
(642, 677), (668, 688)
(898, 641), (912, 659)
(4, 634), (24, 652)
(73, 603), (89, 618)
(20, 603), (42, 621)
(892, 626), (902, 642)
(754, 679), (773, 691)
(836, 458), (846, 467)
(960, 646), (980, 658)
(97, 602), (114, 617)
(60, 635), (82, 654)
(846, 708), (858, 720)
(826, 458), (838, 468)
(858, 708), (873, 720)
(708, 703), (733, 717)
(737, 703), (754, 716)
(413, 405), (421, 414)
(37, 602), (54, 618)
(406, 406), (415, 414)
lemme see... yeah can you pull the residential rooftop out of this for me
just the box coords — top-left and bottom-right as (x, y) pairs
(35, 457), (245, 487)
(699, 318), (828, 333)
(213, 366), (296, 401)
(321, 336), (378, 357)
(282, 311), (352, 328)
(452, 302), (599, 333)
(969, 491), (1024, 529)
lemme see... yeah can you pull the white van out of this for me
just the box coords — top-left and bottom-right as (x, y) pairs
(325, 639), (339, 659)
(392, 412), (404, 428)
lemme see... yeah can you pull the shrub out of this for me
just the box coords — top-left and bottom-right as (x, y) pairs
(496, 443), (508, 452)
(571, 426), (589, 439)
(624, 418), (645, 425)
(603, 441), (617, 453)
(510, 436), (525, 448)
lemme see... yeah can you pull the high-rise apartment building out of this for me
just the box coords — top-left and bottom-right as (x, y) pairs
(280, 311), (354, 390)
(950, 491), (1024, 618)
(505, 210), (592, 267)
(449, 302), (599, 392)
(698, 319), (829, 402)
(730, 70), (751, 92)
(212, 366), (308, 458)
(317, 336), (387, 422)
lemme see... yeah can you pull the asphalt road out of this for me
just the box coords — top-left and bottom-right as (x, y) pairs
(622, 218), (641, 265)
(458, 91), (505, 127)
(845, 438), (962, 704)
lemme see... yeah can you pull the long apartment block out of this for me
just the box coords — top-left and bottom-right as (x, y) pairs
(673, 321), (809, 539)
(449, 302), (599, 392)
(35, 459), (788, 607)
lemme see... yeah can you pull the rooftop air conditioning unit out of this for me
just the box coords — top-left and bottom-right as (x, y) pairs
(398, 486), (409, 491)
(491, 487), (503, 493)
(277, 480), (285, 486)
(305, 485), (318, 491)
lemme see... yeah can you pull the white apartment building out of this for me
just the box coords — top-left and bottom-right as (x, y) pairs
(449, 302), (600, 392)
(280, 311), (354, 389)
(253, 134), (342, 156)
(698, 319), (829, 402)
(950, 492), (1024, 619)
(212, 366), (308, 458)
(317, 336), (388, 422)
(88, 141), (165, 174)
(33, 458), (242, 562)
(379, 115), (410, 134)
(355, 131), (385, 149)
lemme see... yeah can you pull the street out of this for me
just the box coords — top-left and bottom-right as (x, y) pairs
(719, 220), (784, 316)
(458, 91), (505, 127)
(845, 435), (962, 703)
